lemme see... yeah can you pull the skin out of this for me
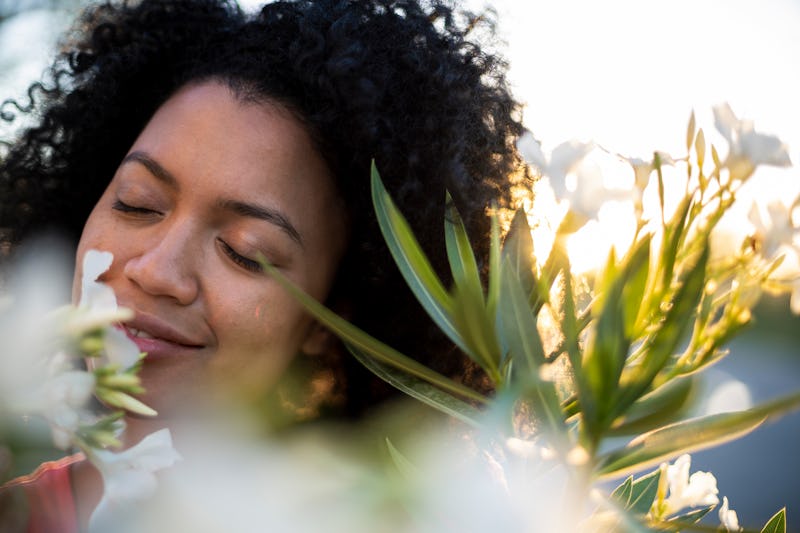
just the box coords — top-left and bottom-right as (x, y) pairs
(70, 80), (349, 527)
(73, 80), (348, 415)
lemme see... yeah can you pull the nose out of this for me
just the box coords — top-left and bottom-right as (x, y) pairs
(123, 221), (200, 305)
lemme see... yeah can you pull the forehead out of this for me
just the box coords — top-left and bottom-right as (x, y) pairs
(127, 80), (348, 259)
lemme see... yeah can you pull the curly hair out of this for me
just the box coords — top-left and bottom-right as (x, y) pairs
(0, 0), (526, 416)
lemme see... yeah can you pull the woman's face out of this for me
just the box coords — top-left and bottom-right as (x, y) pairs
(73, 81), (348, 412)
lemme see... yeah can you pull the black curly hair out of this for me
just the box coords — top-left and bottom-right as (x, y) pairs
(0, 0), (526, 416)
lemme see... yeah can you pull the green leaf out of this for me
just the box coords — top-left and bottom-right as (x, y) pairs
(596, 391), (800, 478)
(621, 238), (651, 339)
(487, 209), (502, 323)
(370, 162), (467, 354)
(559, 264), (598, 438)
(450, 281), (503, 379)
(610, 476), (633, 507)
(761, 508), (787, 533)
(443, 200), (503, 375)
(502, 209), (537, 300)
(95, 388), (157, 417)
(671, 505), (713, 525)
(628, 469), (660, 515)
(583, 237), (650, 425)
(261, 257), (487, 405)
(615, 244), (708, 417)
(348, 345), (482, 427)
(657, 195), (693, 299)
(496, 257), (566, 439)
(445, 192), (482, 296)
(385, 438), (419, 479)
(609, 376), (694, 436)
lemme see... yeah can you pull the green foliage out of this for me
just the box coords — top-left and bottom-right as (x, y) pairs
(266, 107), (800, 530)
(761, 508), (787, 533)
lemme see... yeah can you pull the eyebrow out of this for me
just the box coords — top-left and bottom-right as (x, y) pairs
(121, 150), (304, 247)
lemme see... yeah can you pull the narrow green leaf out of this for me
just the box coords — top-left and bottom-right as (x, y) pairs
(584, 237), (650, 423)
(95, 388), (157, 417)
(385, 438), (420, 479)
(621, 238), (651, 338)
(502, 209), (536, 299)
(628, 469), (660, 515)
(596, 391), (800, 478)
(348, 345), (482, 427)
(445, 192), (482, 295)
(443, 197), (502, 374)
(609, 377), (694, 436)
(658, 195), (693, 299)
(611, 476), (634, 507)
(450, 281), (503, 379)
(671, 506), (713, 525)
(370, 162), (467, 354)
(487, 208), (502, 323)
(616, 245), (709, 416)
(262, 257), (487, 404)
(559, 264), (598, 438)
(761, 508), (787, 533)
(498, 257), (546, 370)
(496, 258), (566, 439)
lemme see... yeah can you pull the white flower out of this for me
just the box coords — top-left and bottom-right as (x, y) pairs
(517, 132), (593, 198)
(626, 152), (676, 192)
(748, 200), (799, 260)
(516, 131), (548, 171)
(789, 280), (800, 314)
(103, 326), (143, 369)
(71, 249), (139, 369)
(44, 371), (96, 449)
(718, 496), (741, 531)
(89, 429), (182, 530)
(517, 132), (633, 222)
(68, 249), (133, 336)
(663, 454), (719, 514)
(713, 103), (791, 180)
(11, 351), (97, 450)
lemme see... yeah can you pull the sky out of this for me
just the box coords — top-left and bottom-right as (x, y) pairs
(482, 0), (800, 158)
(4, 0), (800, 163)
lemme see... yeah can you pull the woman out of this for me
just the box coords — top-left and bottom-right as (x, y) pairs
(1, 0), (526, 528)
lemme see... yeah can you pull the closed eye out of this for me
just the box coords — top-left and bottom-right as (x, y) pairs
(112, 199), (161, 215)
(218, 238), (263, 273)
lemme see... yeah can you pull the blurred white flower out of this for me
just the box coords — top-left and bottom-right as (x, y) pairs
(90, 429), (182, 531)
(5, 349), (95, 449)
(103, 327), (143, 370)
(626, 151), (676, 192)
(68, 249), (133, 336)
(718, 496), (741, 531)
(517, 132), (634, 222)
(39, 369), (96, 449)
(713, 103), (791, 180)
(516, 130), (548, 171)
(748, 200), (799, 261)
(71, 249), (139, 369)
(663, 454), (719, 514)
(0, 241), (72, 405)
(789, 280), (800, 314)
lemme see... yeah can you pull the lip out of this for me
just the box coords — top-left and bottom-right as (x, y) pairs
(117, 312), (206, 361)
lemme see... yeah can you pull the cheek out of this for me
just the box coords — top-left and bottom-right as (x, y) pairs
(204, 284), (312, 395)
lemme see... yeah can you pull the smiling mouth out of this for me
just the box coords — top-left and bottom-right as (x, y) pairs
(127, 326), (155, 339)
(120, 324), (205, 350)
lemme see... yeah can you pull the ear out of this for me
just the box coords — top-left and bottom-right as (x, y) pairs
(300, 320), (335, 356)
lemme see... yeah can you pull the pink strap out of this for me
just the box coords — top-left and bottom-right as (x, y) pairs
(5, 454), (83, 533)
